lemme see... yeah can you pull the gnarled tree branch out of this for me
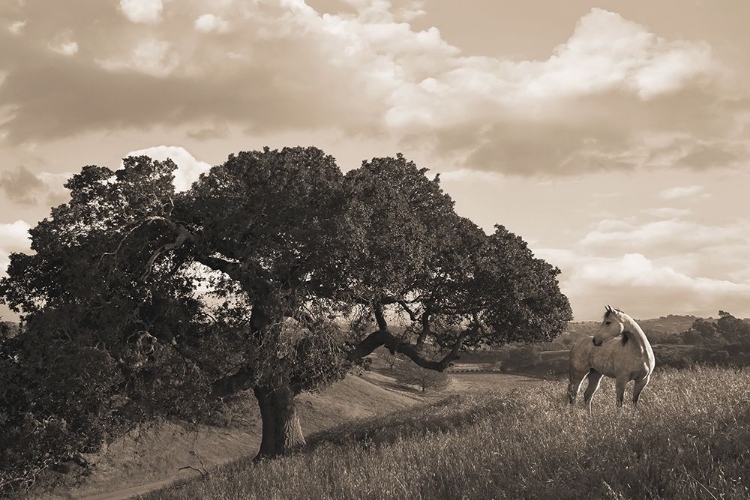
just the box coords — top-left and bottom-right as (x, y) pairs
(347, 328), (468, 372)
(142, 224), (194, 280)
(210, 365), (255, 399)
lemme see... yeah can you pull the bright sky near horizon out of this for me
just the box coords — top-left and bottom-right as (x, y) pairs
(1, 0), (749, 321)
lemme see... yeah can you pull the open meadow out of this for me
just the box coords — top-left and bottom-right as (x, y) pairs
(138, 367), (750, 500)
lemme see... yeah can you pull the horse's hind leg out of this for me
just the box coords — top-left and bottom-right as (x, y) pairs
(632, 374), (651, 407)
(567, 369), (589, 405)
(583, 370), (604, 413)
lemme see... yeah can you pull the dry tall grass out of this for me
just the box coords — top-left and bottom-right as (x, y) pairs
(140, 367), (750, 500)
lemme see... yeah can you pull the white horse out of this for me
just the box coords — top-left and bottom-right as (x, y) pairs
(568, 305), (655, 411)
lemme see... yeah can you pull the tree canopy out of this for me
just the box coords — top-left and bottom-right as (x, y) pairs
(0, 146), (572, 492)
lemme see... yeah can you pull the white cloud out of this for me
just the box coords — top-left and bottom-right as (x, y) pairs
(0, 220), (31, 252)
(659, 185), (706, 199)
(125, 146), (212, 192)
(51, 41), (79, 56)
(382, 8), (717, 132)
(550, 9), (714, 100)
(0, 220), (32, 274)
(580, 218), (747, 251)
(8, 20), (26, 35)
(119, 0), (163, 24)
(38, 172), (72, 206)
(2, 2), (742, 179)
(195, 14), (230, 33)
(48, 30), (79, 56)
(99, 39), (178, 77)
(438, 168), (505, 184)
(395, 1), (426, 22)
(539, 249), (750, 320)
(539, 210), (750, 319)
(642, 207), (692, 218)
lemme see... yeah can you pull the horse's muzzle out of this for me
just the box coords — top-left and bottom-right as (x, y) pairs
(592, 338), (602, 346)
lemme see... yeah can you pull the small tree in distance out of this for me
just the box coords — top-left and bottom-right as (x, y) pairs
(373, 347), (399, 371)
(394, 361), (450, 393)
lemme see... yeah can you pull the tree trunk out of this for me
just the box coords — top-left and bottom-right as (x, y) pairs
(253, 382), (305, 460)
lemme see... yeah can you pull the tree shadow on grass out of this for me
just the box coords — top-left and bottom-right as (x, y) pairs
(304, 392), (522, 452)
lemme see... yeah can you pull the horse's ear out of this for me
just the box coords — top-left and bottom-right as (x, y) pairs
(605, 305), (612, 313)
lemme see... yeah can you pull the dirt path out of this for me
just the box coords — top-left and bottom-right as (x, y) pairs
(447, 372), (548, 394)
(78, 475), (197, 500)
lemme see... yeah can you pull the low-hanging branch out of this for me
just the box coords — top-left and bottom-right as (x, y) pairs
(347, 327), (468, 372)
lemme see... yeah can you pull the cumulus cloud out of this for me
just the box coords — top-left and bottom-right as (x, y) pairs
(54, 41), (78, 56)
(642, 207), (692, 218)
(0, 166), (44, 205)
(119, 0), (163, 24)
(547, 9), (714, 100)
(0, 2), (746, 178)
(99, 39), (177, 77)
(537, 211), (750, 319)
(194, 14), (230, 33)
(555, 252), (750, 320)
(438, 168), (504, 184)
(0, 220), (32, 275)
(0, 166), (71, 206)
(659, 185), (707, 199)
(580, 217), (749, 255)
(186, 123), (229, 140)
(125, 145), (212, 192)
(395, 0), (426, 22)
(37, 172), (72, 206)
(49, 31), (79, 56)
(8, 20), (26, 35)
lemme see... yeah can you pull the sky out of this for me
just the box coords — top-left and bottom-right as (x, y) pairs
(1, 0), (749, 321)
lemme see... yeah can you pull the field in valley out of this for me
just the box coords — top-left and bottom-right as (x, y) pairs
(137, 367), (750, 500)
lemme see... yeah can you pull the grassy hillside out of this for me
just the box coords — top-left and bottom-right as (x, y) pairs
(639, 315), (700, 334)
(140, 367), (750, 500)
(66, 375), (420, 499)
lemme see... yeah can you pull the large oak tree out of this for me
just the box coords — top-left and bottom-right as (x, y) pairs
(0, 147), (571, 482)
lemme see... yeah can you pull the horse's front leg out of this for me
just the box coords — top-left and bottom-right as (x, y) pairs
(583, 370), (604, 414)
(615, 377), (627, 407)
(567, 369), (589, 405)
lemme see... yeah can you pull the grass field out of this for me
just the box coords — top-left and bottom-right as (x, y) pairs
(63, 374), (421, 500)
(138, 367), (750, 500)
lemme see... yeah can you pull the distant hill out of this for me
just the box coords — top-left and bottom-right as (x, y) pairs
(561, 314), (699, 342)
(638, 315), (700, 334)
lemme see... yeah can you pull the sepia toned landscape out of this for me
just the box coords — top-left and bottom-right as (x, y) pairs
(2, 1), (750, 499)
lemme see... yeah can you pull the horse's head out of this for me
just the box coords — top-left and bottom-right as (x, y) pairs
(593, 305), (625, 346)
